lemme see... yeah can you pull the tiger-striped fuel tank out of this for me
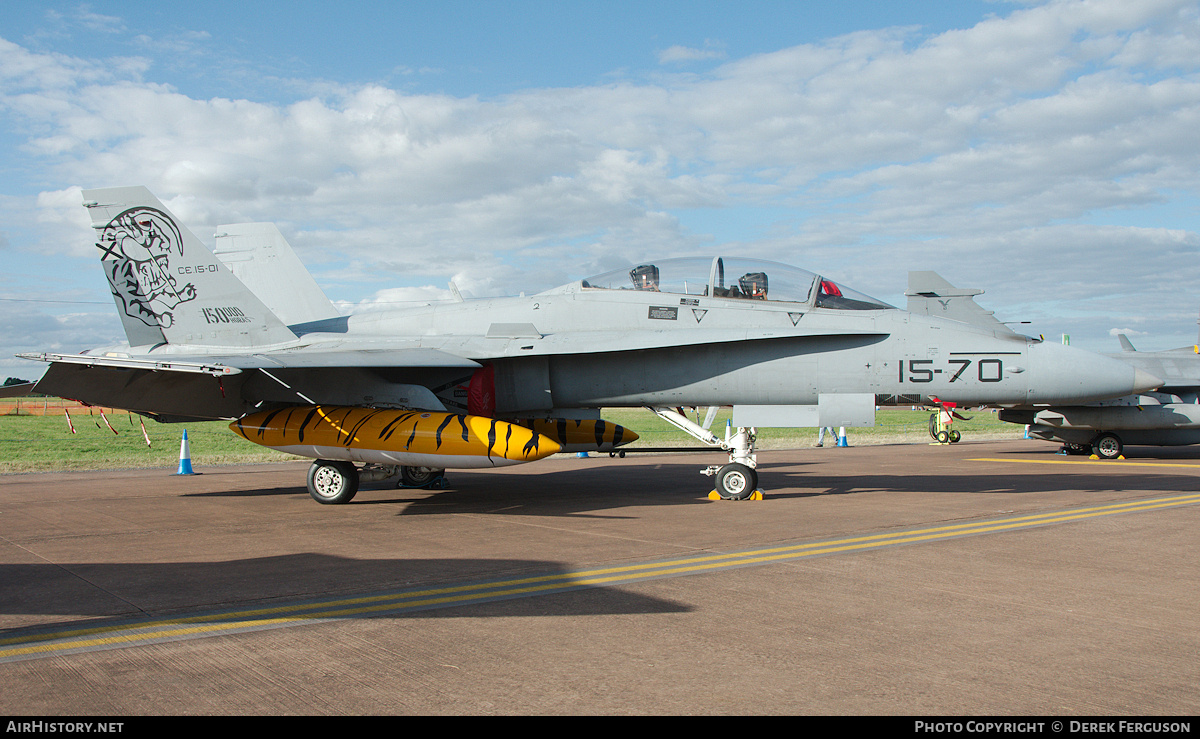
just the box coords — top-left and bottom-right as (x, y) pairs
(231, 406), (561, 468)
(513, 418), (639, 453)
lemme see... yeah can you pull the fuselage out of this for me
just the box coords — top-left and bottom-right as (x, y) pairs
(61, 270), (1157, 421)
(335, 284), (1151, 412)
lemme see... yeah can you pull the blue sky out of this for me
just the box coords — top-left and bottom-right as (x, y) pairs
(2, 0), (1200, 378)
(5, 1), (1002, 101)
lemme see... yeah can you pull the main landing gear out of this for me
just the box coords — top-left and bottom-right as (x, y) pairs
(399, 466), (448, 489)
(1090, 432), (1123, 460)
(1058, 433), (1123, 459)
(307, 460), (359, 504)
(1058, 442), (1090, 456)
(305, 461), (447, 504)
(650, 407), (763, 501)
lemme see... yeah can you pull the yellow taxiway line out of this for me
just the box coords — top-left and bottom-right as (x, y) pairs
(971, 457), (1200, 469)
(4, 492), (1198, 662)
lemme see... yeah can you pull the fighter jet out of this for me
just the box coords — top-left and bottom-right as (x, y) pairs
(906, 271), (1199, 459)
(1001, 332), (1200, 459)
(17, 187), (1162, 502)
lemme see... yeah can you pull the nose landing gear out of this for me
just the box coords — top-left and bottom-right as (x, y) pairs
(649, 407), (764, 500)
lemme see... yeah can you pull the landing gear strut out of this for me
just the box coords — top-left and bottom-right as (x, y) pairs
(649, 407), (763, 500)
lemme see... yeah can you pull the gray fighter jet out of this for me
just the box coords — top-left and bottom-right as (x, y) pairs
(1002, 332), (1200, 459)
(17, 187), (1161, 502)
(906, 271), (1199, 459)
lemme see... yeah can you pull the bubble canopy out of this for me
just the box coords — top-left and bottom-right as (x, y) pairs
(579, 257), (892, 310)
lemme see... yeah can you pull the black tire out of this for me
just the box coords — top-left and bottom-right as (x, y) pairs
(928, 413), (939, 440)
(948, 429), (961, 443)
(307, 460), (359, 504)
(936, 430), (950, 444)
(715, 463), (758, 500)
(1065, 442), (1089, 456)
(1091, 433), (1123, 460)
(400, 466), (444, 488)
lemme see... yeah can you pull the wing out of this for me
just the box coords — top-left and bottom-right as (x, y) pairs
(22, 349), (480, 422)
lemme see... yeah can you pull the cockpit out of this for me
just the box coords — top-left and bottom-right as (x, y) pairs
(580, 257), (892, 310)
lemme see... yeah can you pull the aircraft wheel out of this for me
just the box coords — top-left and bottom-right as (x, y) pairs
(936, 430), (950, 444)
(1091, 433), (1123, 460)
(307, 460), (359, 504)
(401, 466), (445, 488)
(715, 463), (757, 500)
(1065, 443), (1089, 456)
(948, 430), (961, 443)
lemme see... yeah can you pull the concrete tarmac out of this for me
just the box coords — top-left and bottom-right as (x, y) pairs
(1, 439), (1198, 715)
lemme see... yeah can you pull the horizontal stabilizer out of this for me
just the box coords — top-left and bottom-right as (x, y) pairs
(0, 382), (36, 399)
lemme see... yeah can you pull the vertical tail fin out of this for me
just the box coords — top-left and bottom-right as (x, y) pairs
(213, 222), (339, 326)
(905, 271), (1019, 335)
(83, 186), (296, 348)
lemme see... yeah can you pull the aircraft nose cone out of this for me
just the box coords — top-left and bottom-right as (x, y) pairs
(1025, 342), (1164, 404)
(1133, 368), (1163, 394)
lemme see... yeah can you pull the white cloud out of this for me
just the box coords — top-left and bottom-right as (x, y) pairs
(2, 0), (1200, 359)
(657, 42), (727, 64)
(44, 6), (125, 35)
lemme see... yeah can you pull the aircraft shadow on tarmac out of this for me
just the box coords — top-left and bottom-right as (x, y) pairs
(765, 469), (1196, 498)
(182, 461), (732, 517)
(181, 454), (1198, 511)
(0, 553), (692, 621)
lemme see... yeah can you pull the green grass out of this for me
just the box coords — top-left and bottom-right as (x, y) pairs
(0, 406), (1022, 473)
(604, 407), (1020, 449)
(0, 414), (296, 473)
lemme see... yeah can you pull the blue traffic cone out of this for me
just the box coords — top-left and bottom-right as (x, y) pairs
(576, 451), (590, 458)
(175, 429), (195, 475)
(836, 427), (848, 447)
